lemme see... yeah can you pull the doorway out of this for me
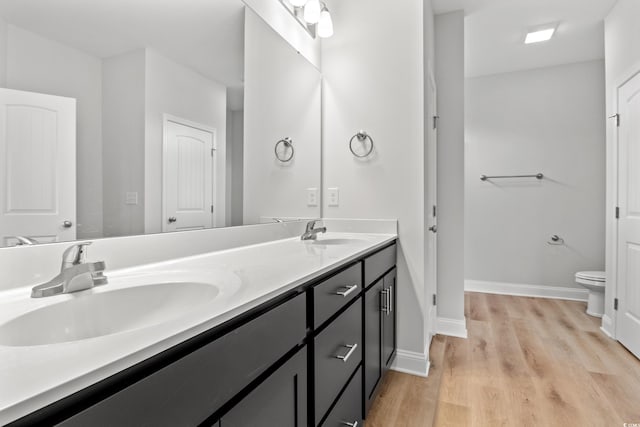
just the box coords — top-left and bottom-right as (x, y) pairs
(162, 115), (217, 233)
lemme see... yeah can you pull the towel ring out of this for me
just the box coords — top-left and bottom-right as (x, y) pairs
(275, 137), (294, 162)
(349, 130), (374, 158)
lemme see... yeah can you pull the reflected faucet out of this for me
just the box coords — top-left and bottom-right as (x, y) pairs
(12, 236), (39, 246)
(301, 220), (327, 241)
(31, 242), (108, 298)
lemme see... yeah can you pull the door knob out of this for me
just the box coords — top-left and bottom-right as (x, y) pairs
(168, 217), (177, 224)
(429, 225), (437, 233)
(63, 220), (73, 228)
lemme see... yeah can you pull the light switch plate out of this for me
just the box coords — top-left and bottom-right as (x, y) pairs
(307, 188), (319, 207)
(125, 192), (138, 205)
(327, 188), (339, 207)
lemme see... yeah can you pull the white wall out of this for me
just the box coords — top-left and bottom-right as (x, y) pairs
(242, 0), (321, 69)
(465, 61), (606, 289)
(4, 24), (104, 239)
(435, 12), (466, 324)
(603, 0), (640, 336)
(102, 49), (146, 237)
(243, 9), (321, 224)
(322, 0), (428, 363)
(144, 49), (227, 233)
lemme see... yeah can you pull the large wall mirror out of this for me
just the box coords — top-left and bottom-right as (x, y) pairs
(0, 0), (321, 248)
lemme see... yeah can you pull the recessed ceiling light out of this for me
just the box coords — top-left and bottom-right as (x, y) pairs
(525, 28), (556, 44)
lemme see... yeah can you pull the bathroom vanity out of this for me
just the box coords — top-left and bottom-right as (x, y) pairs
(0, 230), (397, 427)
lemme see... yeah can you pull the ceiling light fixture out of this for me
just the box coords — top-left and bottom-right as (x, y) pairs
(524, 27), (556, 44)
(289, 0), (308, 7)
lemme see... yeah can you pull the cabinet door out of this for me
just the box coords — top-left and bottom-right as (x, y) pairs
(222, 348), (307, 427)
(383, 268), (397, 369)
(364, 279), (383, 414)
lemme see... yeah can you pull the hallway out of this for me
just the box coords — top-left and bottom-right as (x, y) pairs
(366, 293), (640, 426)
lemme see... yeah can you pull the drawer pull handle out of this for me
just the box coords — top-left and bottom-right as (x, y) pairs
(341, 422), (358, 427)
(335, 343), (358, 362)
(335, 285), (358, 297)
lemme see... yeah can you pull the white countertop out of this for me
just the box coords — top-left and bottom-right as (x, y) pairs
(0, 231), (396, 425)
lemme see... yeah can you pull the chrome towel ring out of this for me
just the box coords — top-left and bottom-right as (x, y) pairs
(275, 137), (294, 162)
(349, 130), (374, 158)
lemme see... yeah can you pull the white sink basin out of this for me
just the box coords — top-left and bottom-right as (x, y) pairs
(310, 237), (367, 246)
(0, 282), (219, 347)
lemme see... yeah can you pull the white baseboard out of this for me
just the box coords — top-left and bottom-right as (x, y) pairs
(436, 317), (468, 339)
(600, 314), (615, 339)
(391, 338), (431, 377)
(465, 280), (589, 302)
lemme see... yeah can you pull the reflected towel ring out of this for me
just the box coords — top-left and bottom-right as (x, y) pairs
(349, 130), (374, 158)
(275, 137), (294, 162)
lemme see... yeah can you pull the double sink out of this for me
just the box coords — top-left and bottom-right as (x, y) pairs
(0, 234), (367, 347)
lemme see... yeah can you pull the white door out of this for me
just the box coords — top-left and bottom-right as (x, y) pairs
(0, 88), (76, 247)
(617, 71), (640, 359)
(426, 67), (438, 335)
(163, 116), (215, 232)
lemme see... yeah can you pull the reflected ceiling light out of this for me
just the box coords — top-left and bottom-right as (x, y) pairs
(289, 0), (308, 7)
(317, 5), (334, 38)
(524, 27), (556, 44)
(303, 0), (322, 24)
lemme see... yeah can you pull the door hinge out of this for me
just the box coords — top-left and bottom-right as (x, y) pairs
(432, 294), (437, 306)
(614, 298), (619, 311)
(433, 115), (439, 130)
(211, 148), (215, 157)
(609, 113), (620, 127)
(432, 205), (437, 218)
(211, 205), (214, 213)
(616, 206), (620, 219)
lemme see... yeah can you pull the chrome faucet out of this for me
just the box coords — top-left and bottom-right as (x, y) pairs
(301, 220), (327, 241)
(31, 242), (108, 298)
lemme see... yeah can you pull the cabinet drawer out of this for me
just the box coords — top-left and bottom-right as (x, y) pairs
(321, 367), (363, 427)
(60, 294), (306, 427)
(364, 244), (396, 288)
(315, 301), (362, 425)
(314, 262), (362, 328)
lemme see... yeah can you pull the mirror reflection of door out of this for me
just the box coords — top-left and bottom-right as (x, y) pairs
(162, 116), (216, 233)
(0, 88), (76, 246)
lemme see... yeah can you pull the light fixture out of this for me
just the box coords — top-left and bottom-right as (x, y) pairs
(303, 0), (322, 24)
(289, 0), (308, 7)
(317, 5), (334, 38)
(524, 27), (556, 44)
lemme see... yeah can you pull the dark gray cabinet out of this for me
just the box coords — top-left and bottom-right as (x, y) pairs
(364, 278), (383, 414)
(383, 268), (397, 369)
(363, 267), (397, 418)
(221, 348), (307, 427)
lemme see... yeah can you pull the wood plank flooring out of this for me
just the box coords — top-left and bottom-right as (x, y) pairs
(365, 293), (640, 427)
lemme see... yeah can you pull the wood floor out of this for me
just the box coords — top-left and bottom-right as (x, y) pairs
(365, 292), (640, 427)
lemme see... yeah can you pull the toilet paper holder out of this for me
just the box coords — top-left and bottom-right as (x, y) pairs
(547, 235), (564, 245)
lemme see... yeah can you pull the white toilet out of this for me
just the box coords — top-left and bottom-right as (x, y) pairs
(575, 271), (606, 317)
